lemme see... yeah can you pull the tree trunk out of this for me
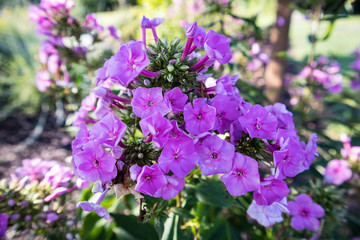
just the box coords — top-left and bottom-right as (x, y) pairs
(264, 0), (293, 103)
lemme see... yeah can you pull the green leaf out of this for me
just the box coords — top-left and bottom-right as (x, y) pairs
(186, 180), (234, 207)
(161, 212), (185, 240)
(110, 213), (158, 240)
(171, 208), (195, 219)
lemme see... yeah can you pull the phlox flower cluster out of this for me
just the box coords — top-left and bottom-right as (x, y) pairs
(71, 17), (322, 230)
(246, 42), (269, 73)
(350, 47), (360, 90)
(0, 158), (88, 238)
(29, 0), (120, 93)
(323, 133), (356, 186)
(294, 56), (343, 100)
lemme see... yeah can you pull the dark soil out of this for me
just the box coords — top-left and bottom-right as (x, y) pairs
(0, 113), (73, 179)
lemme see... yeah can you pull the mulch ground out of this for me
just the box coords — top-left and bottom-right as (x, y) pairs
(0, 113), (73, 179)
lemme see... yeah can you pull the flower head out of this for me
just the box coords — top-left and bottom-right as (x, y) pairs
(324, 159), (352, 185)
(107, 41), (150, 87)
(221, 153), (260, 196)
(164, 87), (188, 114)
(36, 70), (52, 92)
(131, 87), (169, 118)
(239, 105), (278, 140)
(195, 134), (235, 176)
(154, 175), (185, 200)
(247, 198), (289, 227)
(253, 176), (290, 206)
(72, 141), (117, 182)
(77, 201), (110, 220)
(204, 30), (232, 64)
(139, 112), (173, 148)
(135, 163), (167, 196)
(265, 103), (295, 130)
(158, 140), (198, 178)
(288, 194), (325, 231)
(210, 95), (239, 133)
(184, 98), (216, 135)
(89, 113), (127, 149)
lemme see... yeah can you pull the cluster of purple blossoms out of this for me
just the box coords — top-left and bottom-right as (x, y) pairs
(246, 42), (269, 72)
(0, 158), (88, 238)
(350, 47), (360, 90)
(29, 0), (119, 93)
(296, 56), (343, 99)
(322, 133), (356, 186)
(71, 17), (321, 229)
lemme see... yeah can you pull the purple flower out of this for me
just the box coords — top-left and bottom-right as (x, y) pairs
(204, 30), (232, 64)
(107, 41), (150, 87)
(46, 213), (59, 222)
(7, 199), (15, 207)
(193, 26), (206, 50)
(229, 119), (243, 144)
(36, 70), (52, 92)
(108, 26), (120, 40)
(72, 123), (89, 154)
(84, 14), (104, 32)
(210, 95), (239, 133)
(131, 87), (169, 118)
(96, 58), (111, 86)
(167, 120), (193, 144)
(154, 175), (185, 200)
(24, 215), (31, 222)
(302, 133), (318, 170)
(135, 163), (167, 196)
(265, 103), (295, 130)
(215, 74), (240, 100)
(239, 105), (278, 140)
(12, 158), (56, 182)
(184, 98), (216, 135)
(164, 87), (188, 114)
(324, 159), (352, 185)
(89, 113), (127, 148)
(47, 53), (60, 74)
(221, 153), (260, 196)
(274, 140), (305, 179)
(158, 140), (198, 178)
(288, 194), (325, 231)
(130, 164), (142, 181)
(195, 134), (235, 176)
(77, 201), (110, 220)
(72, 141), (117, 182)
(139, 112), (173, 148)
(44, 164), (73, 188)
(247, 198), (289, 227)
(253, 176), (290, 206)
(44, 187), (69, 202)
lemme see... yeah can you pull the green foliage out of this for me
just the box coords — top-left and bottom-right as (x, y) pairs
(0, 7), (40, 119)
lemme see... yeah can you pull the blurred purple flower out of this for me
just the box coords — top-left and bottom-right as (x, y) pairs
(288, 194), (324, 231)
(247, 198), (289, 227)
(324, 159), (352, 185)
